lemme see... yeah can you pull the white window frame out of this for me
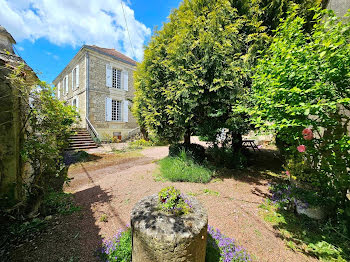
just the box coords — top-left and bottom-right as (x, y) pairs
(111, 99), (122, 121)
(57, 82), (61, 99)
(64, 75), (68, 94)
(72, 67), (76, 90)
(112, 68), (122, 89)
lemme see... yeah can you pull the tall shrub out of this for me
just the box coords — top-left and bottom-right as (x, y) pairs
(6, 65), (79, 214)
(133, 0), (321, 149)
(251, 8), (350, 210)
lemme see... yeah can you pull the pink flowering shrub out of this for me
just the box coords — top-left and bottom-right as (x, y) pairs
(297, 145), (306, 153)
(251, 9), (350, 212)
(302, 128), (313, 141)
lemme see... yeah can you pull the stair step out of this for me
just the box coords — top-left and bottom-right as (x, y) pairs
(69, 141), (95, 145)
(69, 138), (95, 142)
(66, 129), (98, 150)
(67, 145), (98, 150)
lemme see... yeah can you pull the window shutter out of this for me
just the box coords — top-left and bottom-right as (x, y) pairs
(76, 65), (79, 88)
(57, 82), (61, 99)
(123, 100), (129, 122)
(106, 64), (112, 87)
(123, 70), (128, 91)
(65, 76), (68, 94)
(76, 96), (79, 110)
(105, 97), (112, 121)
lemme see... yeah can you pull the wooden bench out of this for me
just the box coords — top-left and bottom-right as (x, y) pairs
(242, 139), (260, 152)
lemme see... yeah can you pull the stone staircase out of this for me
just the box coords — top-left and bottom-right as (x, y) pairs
(68, 128), (98, 150)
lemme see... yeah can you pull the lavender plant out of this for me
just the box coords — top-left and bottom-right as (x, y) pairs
(100, 225), (251, 262)
(206, 226), (251, 262)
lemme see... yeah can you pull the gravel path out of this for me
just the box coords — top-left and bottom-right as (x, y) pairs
(11, 146), (317, 262)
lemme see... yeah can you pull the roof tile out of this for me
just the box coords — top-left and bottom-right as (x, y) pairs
(85, 45), (137, 66)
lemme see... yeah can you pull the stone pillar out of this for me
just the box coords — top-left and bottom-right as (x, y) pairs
(131, 194), (208, 262)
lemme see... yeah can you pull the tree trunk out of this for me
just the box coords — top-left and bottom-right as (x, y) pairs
(140, 126), (149, 141)
(184, 128), (191, 145)
(231, 132), (242, 153)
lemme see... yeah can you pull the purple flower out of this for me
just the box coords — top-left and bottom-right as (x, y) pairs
(208, 226), (251, 262)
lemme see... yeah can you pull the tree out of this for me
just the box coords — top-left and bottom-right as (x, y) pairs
(133, 0), (321, 149)
(251, 8), (350, 209)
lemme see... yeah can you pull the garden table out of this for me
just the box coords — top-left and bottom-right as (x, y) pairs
(242, 139), (260, 152)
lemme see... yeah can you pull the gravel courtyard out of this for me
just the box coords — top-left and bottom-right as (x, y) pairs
(11, 145), (317, 262)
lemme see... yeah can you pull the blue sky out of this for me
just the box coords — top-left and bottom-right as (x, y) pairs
(0, 0), (182, 83)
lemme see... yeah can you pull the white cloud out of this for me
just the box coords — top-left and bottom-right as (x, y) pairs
(0, 0), (151, 61)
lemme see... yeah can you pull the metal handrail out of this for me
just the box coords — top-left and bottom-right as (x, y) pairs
(86, 117), (100, 142)
(127, 127), (140, 138)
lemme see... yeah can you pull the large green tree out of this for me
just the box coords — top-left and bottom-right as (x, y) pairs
(133, 0), (321, 148)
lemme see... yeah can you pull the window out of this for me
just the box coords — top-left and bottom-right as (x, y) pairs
(111, 100), (122, 121)
(72, 67), (76, 89)
(64, 75), (68, 94)
(112, 68), (122, 89)
(57, 82), (61, 99)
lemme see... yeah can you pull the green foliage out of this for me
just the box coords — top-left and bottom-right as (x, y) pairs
(42, 191), (80, 215)
(206, 146), (247, 169)
(129, 138), (153, 148)
(133, 0), (321, 146)
(100, 225), (251, 262)
(100, 228), (132, 262)
(203, 188), (220, 196)
(133, 0), (268, 144)
(260, 197), (350, 261)
(251, 8), (350, 210)
(205, 234), (221, 262)
(158, 186), (192, 216)
(9, 217), (47, 237)
(168, 143), (206, 163)
(158, 151), (212, 183)
(100, 213), (108, 222)
(5, 65), (78, 214)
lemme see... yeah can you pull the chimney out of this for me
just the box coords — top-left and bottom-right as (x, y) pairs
(0, 26), (16, 54)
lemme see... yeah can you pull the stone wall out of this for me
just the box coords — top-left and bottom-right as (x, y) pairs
(0, 61), (23, 207)
(87, 51), (138, 140)
(54, 48), (139, 139)
(327, 0), (350, 17)
(54, 53), (87, 127)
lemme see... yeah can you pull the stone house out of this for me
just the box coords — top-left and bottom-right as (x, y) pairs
(53, 45), (139, 141)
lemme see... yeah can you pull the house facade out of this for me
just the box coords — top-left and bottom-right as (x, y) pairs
(53, 45), (139, 141)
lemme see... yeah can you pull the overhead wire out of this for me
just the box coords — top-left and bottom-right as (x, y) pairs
(120, 0), (137, 60)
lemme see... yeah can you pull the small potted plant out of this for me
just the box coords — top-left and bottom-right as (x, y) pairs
(158, 186), (192, 216)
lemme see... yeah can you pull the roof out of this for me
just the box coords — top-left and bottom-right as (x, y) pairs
(0, 50), (32, 70)
(85, 45), (137, 66)
(0, 25), (16, 44)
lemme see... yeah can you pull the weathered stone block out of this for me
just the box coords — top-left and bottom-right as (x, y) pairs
(131, 194), (208, 262)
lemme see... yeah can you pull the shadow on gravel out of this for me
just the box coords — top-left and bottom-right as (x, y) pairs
(8, 185), (112, 262)
(64, 150), (102, 166)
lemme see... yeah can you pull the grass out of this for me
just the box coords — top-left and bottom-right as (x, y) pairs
(157, 151), (213, 183)
(43, 191), (81, 215)
(203, 188), (220, 196)
(100, 213), (108, 222)
(259, 200), (350, 261)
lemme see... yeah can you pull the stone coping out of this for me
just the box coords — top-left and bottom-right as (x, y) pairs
(131, 194), (208, 242)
